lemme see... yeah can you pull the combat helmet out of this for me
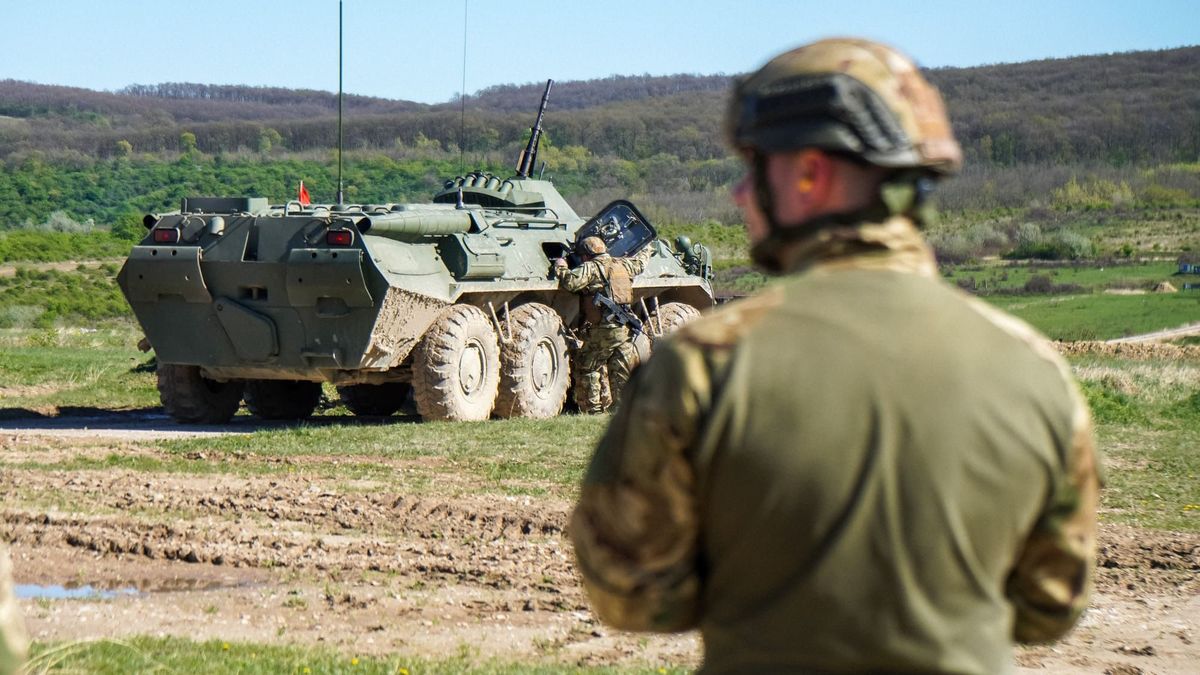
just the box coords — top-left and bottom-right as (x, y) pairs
(727, 38), (962, 175)
(578, 236), (607, 256)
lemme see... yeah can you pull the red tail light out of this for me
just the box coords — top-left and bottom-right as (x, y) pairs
(152, 228), (180, 244)
(326, 229), (354, 246)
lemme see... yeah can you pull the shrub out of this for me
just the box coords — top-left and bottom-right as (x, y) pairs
(1078, 380), (1148, 425)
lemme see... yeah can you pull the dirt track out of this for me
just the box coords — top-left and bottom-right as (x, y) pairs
(1, 425), (1198, 672)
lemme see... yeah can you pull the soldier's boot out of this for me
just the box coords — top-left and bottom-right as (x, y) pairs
(573, 368), (607, 414)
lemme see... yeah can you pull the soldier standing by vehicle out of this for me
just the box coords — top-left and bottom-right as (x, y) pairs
(570, 38), (1100, 674)
(554, 236), (652, 413)
(0, 545), (28, 675)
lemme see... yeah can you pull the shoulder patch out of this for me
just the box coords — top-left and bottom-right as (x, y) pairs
(675, 286), (784, 348)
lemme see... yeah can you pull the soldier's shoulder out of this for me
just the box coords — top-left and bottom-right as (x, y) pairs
(673, 286), (784, 349)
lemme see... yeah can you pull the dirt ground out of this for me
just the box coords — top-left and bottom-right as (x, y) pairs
(2, 430), (1198, 673)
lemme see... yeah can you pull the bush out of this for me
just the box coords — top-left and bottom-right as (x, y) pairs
(1005, 229), (1094, 260)
(1079, 380), (1148, 425)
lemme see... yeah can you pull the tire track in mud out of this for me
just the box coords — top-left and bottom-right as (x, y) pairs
(1, 470), (581, 607)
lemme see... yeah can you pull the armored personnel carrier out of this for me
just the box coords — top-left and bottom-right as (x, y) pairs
(117, 82), (715, 423)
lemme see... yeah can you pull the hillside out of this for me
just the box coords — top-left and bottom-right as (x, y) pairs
(0, 46), (1197, 246)
(1, 46), (1197, 165)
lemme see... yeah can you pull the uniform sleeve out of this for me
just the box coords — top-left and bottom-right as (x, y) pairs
(1007, 389), (1101, 643)
(569, 339), (710, 632)
(625, 245), (653, 277)
(556, 260), (603, 294)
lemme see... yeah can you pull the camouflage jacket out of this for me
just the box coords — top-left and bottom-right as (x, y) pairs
(555, 247), (652, 324)
(570, 216), (1099, 674)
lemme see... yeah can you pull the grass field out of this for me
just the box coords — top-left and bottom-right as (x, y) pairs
(987, 292), (1200, 340)
(25, 637), (688, 675)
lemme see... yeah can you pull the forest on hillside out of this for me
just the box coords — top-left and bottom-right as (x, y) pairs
(0, 45), (1198, 251)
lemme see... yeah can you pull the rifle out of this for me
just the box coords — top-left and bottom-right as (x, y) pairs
(515, 79), (553, 178)
(593, 293), (644, 335)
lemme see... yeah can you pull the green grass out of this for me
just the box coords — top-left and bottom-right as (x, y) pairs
(0, 229), (132, 263)
(942, 260), (1182, 293)
(0, 326), (157, 411)
(0, 263), (132, 327)
(11, 413), (606, 498)
(26, 636), (688, 675)
(1069, 354), (1200, 531)
(986, 292), (1200, 340)
(158, 414), (607, 497)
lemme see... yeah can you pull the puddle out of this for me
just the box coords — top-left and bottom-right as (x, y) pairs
(15, 584), (139, 600)
(15, 577), (257, 600)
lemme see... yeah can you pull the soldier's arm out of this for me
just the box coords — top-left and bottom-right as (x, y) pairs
(625, 244), (654, 277)
(1007, 391), (1101, 643)
(555, 260), (603, 294)
(569, 340), (709, 632)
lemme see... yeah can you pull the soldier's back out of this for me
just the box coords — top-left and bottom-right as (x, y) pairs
(683, 266), (1079, 674)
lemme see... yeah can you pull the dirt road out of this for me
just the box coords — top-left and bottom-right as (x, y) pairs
(1, 424), (1197, 672)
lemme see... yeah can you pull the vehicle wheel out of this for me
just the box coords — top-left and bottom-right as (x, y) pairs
(337, 382), (411, 416)
(412, 304), (500, 421)
(158, 364), (244, 424)
(494, 303), (570, 419)
(649, 302), (701, 345)
(244, 380), (322, 420)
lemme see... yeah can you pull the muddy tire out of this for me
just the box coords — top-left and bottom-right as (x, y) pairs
(157, 364), (244, 424)
(244, 380), (322, 420)
(494, 303), (570, 419)
(412, 304), (500, 422)
(649, 302), (701, 345)
(337, 382), (412, 417)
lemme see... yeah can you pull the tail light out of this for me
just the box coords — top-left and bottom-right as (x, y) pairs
(152, 228), (180, 244)
(326, 229), (354, 246)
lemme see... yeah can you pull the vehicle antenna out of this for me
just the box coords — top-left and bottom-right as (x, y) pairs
(459, 0), (469, 174)
(336, 0), (345, 207)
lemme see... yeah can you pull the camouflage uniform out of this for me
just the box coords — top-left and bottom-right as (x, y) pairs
(570, 38), (1099, 675)
(555, 246), (652, 413)
(0, 545), (28, 675)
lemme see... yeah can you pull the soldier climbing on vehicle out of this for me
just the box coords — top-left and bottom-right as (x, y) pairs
(553, 235), (653, 413)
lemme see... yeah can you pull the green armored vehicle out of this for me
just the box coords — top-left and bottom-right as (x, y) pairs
(117, 83), (715, 423)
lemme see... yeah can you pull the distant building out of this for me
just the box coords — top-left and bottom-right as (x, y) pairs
(1178, 256), (1199, 274)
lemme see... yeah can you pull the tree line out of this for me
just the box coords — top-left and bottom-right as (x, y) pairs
(0, 47), (1196, 167)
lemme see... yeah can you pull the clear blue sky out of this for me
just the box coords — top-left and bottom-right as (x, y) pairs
(6, 1), (1197, 104)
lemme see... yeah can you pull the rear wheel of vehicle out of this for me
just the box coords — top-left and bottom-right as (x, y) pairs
(244, 380), (322, 420)
(495, 303), (570, 419)
(649, 302), (701, 345)
(158, 364), (244, 424)
(337, 382), (411, 417)
(412, 304), (500, 422)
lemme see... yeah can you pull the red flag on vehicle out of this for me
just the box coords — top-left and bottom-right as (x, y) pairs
(298, 180), (311, 206)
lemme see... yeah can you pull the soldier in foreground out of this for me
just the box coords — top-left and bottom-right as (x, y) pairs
(554, 236), (651, 413)
(570, 38), (1100, 673)
(0, 545), (28, 675)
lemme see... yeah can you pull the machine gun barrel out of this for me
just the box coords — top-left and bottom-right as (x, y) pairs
(515, 79), (553, 178)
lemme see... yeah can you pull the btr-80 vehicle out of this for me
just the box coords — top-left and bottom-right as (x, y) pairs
(117, 82), (715, 423)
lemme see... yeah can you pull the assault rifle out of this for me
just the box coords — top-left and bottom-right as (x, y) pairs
(594, 293), (644, 335)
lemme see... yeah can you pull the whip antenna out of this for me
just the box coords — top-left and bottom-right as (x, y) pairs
(459, 0), (469, 173)
(336, 0), (345, 206)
